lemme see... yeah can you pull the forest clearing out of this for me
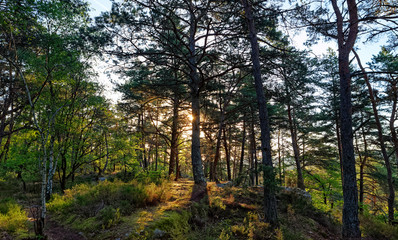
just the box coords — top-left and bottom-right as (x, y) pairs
(2, 0), (398, 239)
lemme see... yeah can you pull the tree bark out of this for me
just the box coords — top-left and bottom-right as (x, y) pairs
(331, 0), (361, 237)
(242, 0), (278, 226)
(169, 96), (179, 176)
(339, 51), (361, 239)
(188, 0), (206, 185)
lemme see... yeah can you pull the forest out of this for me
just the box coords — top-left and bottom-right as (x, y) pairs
(1, 0), (398, 239)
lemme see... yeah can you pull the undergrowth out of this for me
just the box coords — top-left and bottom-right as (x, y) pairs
(0, 198), (30, 238)
(360, 214), (398, 240)
(47, 178), (172, 232)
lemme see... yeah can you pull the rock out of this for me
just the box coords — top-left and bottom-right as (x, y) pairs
(216, 181), (233, 188)
(280, 186), (312, 201)
(153, 228), (166, 238)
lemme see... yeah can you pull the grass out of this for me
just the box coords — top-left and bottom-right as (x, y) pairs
(3, 174), (393, 240)
(47, 178), (172, 237)
(0, 198), (32, 239)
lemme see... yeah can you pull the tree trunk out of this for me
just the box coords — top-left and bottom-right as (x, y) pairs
(242, 0), (278, 226)
(169, 96), (179, 176)
(175, 146), (180, 180)
(331, 0), (361, 237)
(46, 135), (56, 200)
(239, 113), (246, 177)
(249, 110), (256, 186)
(223, 127), (232, 181)
(102, 132), (109, 174)
(354, 50), (394, 224)
(211, 105), (225, 182)
(287, 103), (305, 189)
(359, 125), (368, 213)
(389, 81), (398, 166)
(332, 77), (344, 180)
(278, 130), (282, 185)
(188, 0), (206, 185)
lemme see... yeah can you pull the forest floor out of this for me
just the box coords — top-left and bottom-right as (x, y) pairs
(1, 177), (348, 240)
(41, 179), (341, 240)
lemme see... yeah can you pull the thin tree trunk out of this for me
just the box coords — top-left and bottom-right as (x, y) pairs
(223, 127), (232, 181)
(102, 132), (109, 174)
(278, 130), (282, 185)
(242, 0), (278, 226)
(46, 135), (56, 200)
(354, 50), (394, 224)
(239, 113), (246, 177)
(359, 124), (368, 213)
(250, 110), (256, 186)
(287, 103), (305, 189)
(169, 97), (179, 176)
(211, 102), (225, 182)
(389, 81), (398, 165)
(175, 146), (180, 180)
(332, 76), (344, 180)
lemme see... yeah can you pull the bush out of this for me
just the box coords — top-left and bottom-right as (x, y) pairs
(47, 193), (73, 213)
(360, 214), (398, 240)
(47, 178), (172, 226)
(98, 206), (120, 229)
(0, 198), (28, 232)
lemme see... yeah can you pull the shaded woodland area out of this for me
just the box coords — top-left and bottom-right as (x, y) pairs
(1, 0), (398, 239)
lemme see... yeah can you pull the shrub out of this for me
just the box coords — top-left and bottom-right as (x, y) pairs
(0, 198), (28, 232)
(98, 206), (121, 229)
(47, 178), (172, 228)
(151, 210), (191, 239)
(230, 212), (270, 240)
(360, 214), (398, 240)
(47, 193), (73, 213)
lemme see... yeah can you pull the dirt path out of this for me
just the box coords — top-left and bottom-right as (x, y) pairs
(45, 216), (86, 240)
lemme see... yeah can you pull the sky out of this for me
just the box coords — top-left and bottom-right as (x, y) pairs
(86, 0), (388, 103)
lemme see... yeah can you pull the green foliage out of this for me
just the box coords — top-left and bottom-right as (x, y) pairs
(98, 206), (121, 229)
(48, 178), (172, 234)
(218, 228), (231, 240)
(229, 212), (271, 240)
(360, 214), (398, 240)
(0, 198), (28, 233)
(151, 210), (191, 239)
